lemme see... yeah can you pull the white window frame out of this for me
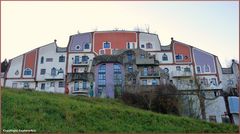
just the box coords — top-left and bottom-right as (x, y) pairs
(99, 49), (105, 55)
(204, 64), (211, 73)
(196, 66), (202, 74)
(102, 41), (111, 49)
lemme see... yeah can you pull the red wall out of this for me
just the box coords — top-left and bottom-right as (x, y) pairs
(173, 42), (192, 63)
(23, 49), (37, 77)
(94, 32), (137, 55)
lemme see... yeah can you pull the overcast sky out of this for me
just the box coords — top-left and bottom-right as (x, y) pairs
(1, 1), (239, 67)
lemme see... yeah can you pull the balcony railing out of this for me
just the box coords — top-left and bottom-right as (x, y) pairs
(67, 73), (94, 82)
(72, 61), (89, 66)
(44, 73), (64, 80)
(136, 58), (155, 65)
(72, 88), (89, 96)
(171, 71), (192, 78)
(139, 71), (160, 78)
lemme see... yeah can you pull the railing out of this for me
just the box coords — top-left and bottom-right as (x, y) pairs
(171, 71), (192, 78)
(72, 61), (89, 66)
(136, 58), (155, 65)
(67, 73), (94, 82)
(44, 73), (64, 80)
(139, 71), (160, 77)
(72, 88), (89, 96)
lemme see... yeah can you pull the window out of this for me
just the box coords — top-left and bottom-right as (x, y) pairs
(98, 86), (105, 96)
(127, 52), (133, 61)
(196, 66), (201, 73)
(176, 54), (183, 61)
(50, 82), (55, 87)
(152, 79), (157, 85)
(41, 56), (44, 64)
(114, 64), (122, 85)
(98, 64), (106, 86)
(184, 67), (191, 72)
(59, 55), (65, 62)
(221, 115), (230, 123)
(140, 54), (145, 59)
(23, 82), (29, 88)
(99, 49), (105, 55)
(141, 44), (145, 48)
(58, 68), (64, 74)
(51, 67), (57, 76)
(203, 77), (208, 86)
(146, 42), (153, 49)
(83, 81), (87, 89)
(46, 58), (53, 62)
(24, 68), (32, 76)
(128, 65), (133, 73)
(74, 81), (79, 91)
(176, 66), (181, 71)
(126, 42), (135, 49)
(41, 83), (45, 90)
(143, 67), (148, 76)
(211, 78), (217, 86)
(84, 43), (90, 49)
(204, 65), (210, 72)
(162, 53), (168, 61)
(15, 70), (19, 75)
(114, 64), (121, 73)
(82, 56), (89, 63)
(74, 56), (80, 64)
(40, 69), (46, 75)
(164, 68), (169, 73)
(103, 41), (111, 48)
(12, 83), (18, 88)
(75, 45), (81, 50)
(59, 81), (64, 88)
(143, 80), (147, 85)
(209, 116), (217, 123)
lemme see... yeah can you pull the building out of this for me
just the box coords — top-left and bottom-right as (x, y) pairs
(3, 30), (239, 124)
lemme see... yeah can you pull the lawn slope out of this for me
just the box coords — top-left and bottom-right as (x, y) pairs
(2, 88), (238, 133)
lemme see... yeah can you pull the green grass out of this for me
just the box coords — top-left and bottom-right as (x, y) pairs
(2, 88), (238, 133)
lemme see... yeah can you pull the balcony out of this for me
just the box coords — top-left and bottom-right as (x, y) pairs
(171, 71), (192, 78)
(72, 88), (89, 96)
(136, 58), (157, 65)
(44, 73), (64, 80)
(139, 71), (160, 78)
(72, 61), (89, 66)
(67, 73), (94, 82)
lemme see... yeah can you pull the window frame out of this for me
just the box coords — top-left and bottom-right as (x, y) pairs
(103, 41), (111, 49)
(40, 69), (46, 75)
(23, 68), (32, 76)
(59, 55), (65, 62)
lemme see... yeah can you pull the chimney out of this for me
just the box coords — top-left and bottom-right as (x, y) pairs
(54, 39), (57, 43)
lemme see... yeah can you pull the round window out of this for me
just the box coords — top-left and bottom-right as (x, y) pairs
(164, 68), (169, 73)
(75, 45), (81, 50)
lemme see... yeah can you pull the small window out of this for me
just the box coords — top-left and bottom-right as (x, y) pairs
(84, 43), (90, 49)
(152, 79), (157, 85)
(146, 42), (153, 49)
(209, 115), (217, 123)
(162, 53), (168, 61)
(41, 83), (45, 90)
(221, 115), (230, 123)
(99, 49), (105, 55)
(128, 65), (133, 73)
(46, 58), (53, 62)
(140, 54), (145, 59)
(184, 67), (191, 72)
(82, 56), (89, 63)
(164, 68), (169, 73)
(127, 52), (133, 61)
(176, 54), (183, 61)
(143, 80), (147, 85)
(51, 67), (57, 76)
(41, 56), (44, 64)
(40, 69), (46, 75)
(211, 78), (217, 86)
(24, 68), (32, 76)
(141, 44), (145, 48)
(59, 81), (64, 88)
(58, 68), (64, 74)
(75, 45), (81, 50)
(176, 66), (181, 71)
(59, 55), (65, 62)
(196, 66), (201, 73)
(103, 41), (111, 49)
(204, 65), (210, 72)
(15, 70), (19, 75)
(50, 82), (55, 87)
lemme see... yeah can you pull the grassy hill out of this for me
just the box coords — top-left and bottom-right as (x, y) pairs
(2, 88), (238, 133)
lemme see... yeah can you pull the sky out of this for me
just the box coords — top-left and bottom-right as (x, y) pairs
(1, 1), (239, 67)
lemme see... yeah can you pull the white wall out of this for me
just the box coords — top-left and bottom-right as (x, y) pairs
(150, 52), (173, 64)
(36, 81), (65, 93)
(205, 96), (227, 123)
(6, 55), (23, 78)
(36, 43), (66, 81)
(139, 33), (161, 51)
(5, 79), (36, 89)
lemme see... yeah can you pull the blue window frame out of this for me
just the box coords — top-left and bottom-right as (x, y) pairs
(74, 81), (79, 91)
(98, 64), (106, 86)
(82, 56), (89, 63)
(83, 81), (87, 89)
(75, 56), (80, 64)
(98, 64), (106, 73)
(196, 66), (201, 73)
(24, 68), (32, 76)
(103, 42), (111, 49)
(127, 52), (133, 61)
(176, 54), (183, 61)
(114, 64), (121, 73)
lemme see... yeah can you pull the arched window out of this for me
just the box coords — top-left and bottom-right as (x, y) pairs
(146, 42), (153, 49)
(84, 43), (90, 49)
(24, 68), (32, 76)
(59, 55), (65, 62)
(162, 53), (168, 61)
(58, 68), (64, 74)
(41, 56), (44, 64)
(204, 65), (210, 73)
(51, 67), (57, 76)
(196, 66), (201, 73)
